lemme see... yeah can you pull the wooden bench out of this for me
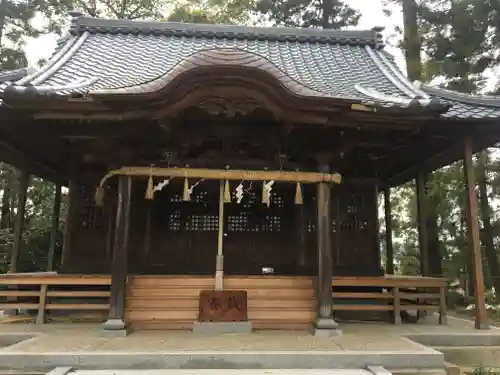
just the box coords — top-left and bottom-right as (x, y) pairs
(331, 276), (447, 325)
(0, 273), (111, 324)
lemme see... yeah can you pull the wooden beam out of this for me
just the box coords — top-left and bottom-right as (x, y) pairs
(416, 170), (430, 277)
(47, 183), (62, 272)
(383, 186), (394, 275)
(463, 137), (489, 330)
(103, 175), (131, 333)
(0, 139), (61, 182)
(387, 132), (500, 187)
(9, 171), (29, 273)
(99, 166), (342, 187)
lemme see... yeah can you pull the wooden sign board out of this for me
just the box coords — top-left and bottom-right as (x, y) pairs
(198, 290), (248, 322)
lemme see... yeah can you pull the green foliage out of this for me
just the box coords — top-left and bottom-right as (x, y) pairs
(472, 365), (500, 375)
(257, 0), (360, 29)
(0, 163), (67, 274)
(43, 0), (170, 20)
(166, 0), (256, 24)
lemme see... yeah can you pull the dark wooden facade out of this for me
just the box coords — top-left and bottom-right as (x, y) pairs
(61, 178), (380, 277)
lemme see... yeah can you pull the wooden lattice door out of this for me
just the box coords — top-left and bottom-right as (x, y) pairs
(331, 184), (381, 276)
(224, 183), (296, 275)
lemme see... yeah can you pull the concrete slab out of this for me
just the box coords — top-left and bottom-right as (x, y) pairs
(434, 346), (500, 367)
(407, 333), (500, 347)
(70, 370), (374, 375)
(4, 319), (495, 373)
(0, 350), (444, 372)
(0, 333), (36, 347)
(47, 367), (73, 375)
(366, 365), (392, 375)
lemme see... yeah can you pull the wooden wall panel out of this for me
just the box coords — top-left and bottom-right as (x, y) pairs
(126, 276), (315, 330)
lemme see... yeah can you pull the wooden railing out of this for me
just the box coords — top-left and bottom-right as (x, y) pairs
(331, 276), (447, 325)
(0, 273), (111, 324)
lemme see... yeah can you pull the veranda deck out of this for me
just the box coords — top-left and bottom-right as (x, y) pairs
(0, 273), (447, 330)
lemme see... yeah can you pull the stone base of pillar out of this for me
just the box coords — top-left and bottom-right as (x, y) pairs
(311, 318), (342, 338)
(475, 320), (490, 330)
(102, 318), (128, 336)
(193, 321), (252, 335)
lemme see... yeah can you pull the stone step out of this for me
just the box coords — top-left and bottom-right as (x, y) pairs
(434, 346), (500, 367)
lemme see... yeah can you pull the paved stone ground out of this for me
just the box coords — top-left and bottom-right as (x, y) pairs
(0, 315), (492, 354)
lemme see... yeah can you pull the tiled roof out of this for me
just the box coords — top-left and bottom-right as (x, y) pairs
(1, 13), (500, 120)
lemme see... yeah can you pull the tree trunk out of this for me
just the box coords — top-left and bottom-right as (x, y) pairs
(0, 0), (7, 46)
(321, 0), (332, 29)
(1, 166), (13, 229)
(477, 150), (500, 301)
(401, 0), (441, 277)
(402, 0), (422, 81)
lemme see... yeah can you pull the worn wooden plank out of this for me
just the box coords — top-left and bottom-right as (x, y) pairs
(439, 286), (448, 325)
(332, 292), (392, 299)
(399, 305), (440, 310)
(0, 275), (112, 285)
(36, 284), (48, 324)
(463, 136), (488, 330)
(332, 277), (446, 288)
(47, 291), (111, 297)
(332, 305), (393, 311)
(399, 293), (440, 299)
(107, 176), (131, 323)
(10, 171), (29, 273)
(416, 170), (430, 277)
(316, 172), (334, 322)
(0, 291), (40, 297)
(47, 183), (62, 272)
(0, 303), (38, 309)
(46, 303), (110, 310)
(393, 287), (401, 324)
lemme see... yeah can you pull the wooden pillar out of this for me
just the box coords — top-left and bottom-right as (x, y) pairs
(9, 171), (29, 273)
(61, 180), (78, 268)
(384, 186), (394, 275)
(312, 165), (339, 335)
(103, 176), (132, 333)
(296, 204), (307, 269)
(142, 200), (152, 259)
(416, 170), (430, 276)
(463, 137), (489, 330)
(215, 180), (224, 290)
(47, 183), (62, 271)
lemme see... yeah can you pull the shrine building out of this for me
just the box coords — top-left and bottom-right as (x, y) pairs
(0, 12), (496, 334)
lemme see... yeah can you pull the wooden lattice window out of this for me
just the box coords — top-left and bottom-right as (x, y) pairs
(186, 215), (219, 231)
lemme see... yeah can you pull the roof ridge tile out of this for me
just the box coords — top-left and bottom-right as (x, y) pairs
(69, 14), (384, 47)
